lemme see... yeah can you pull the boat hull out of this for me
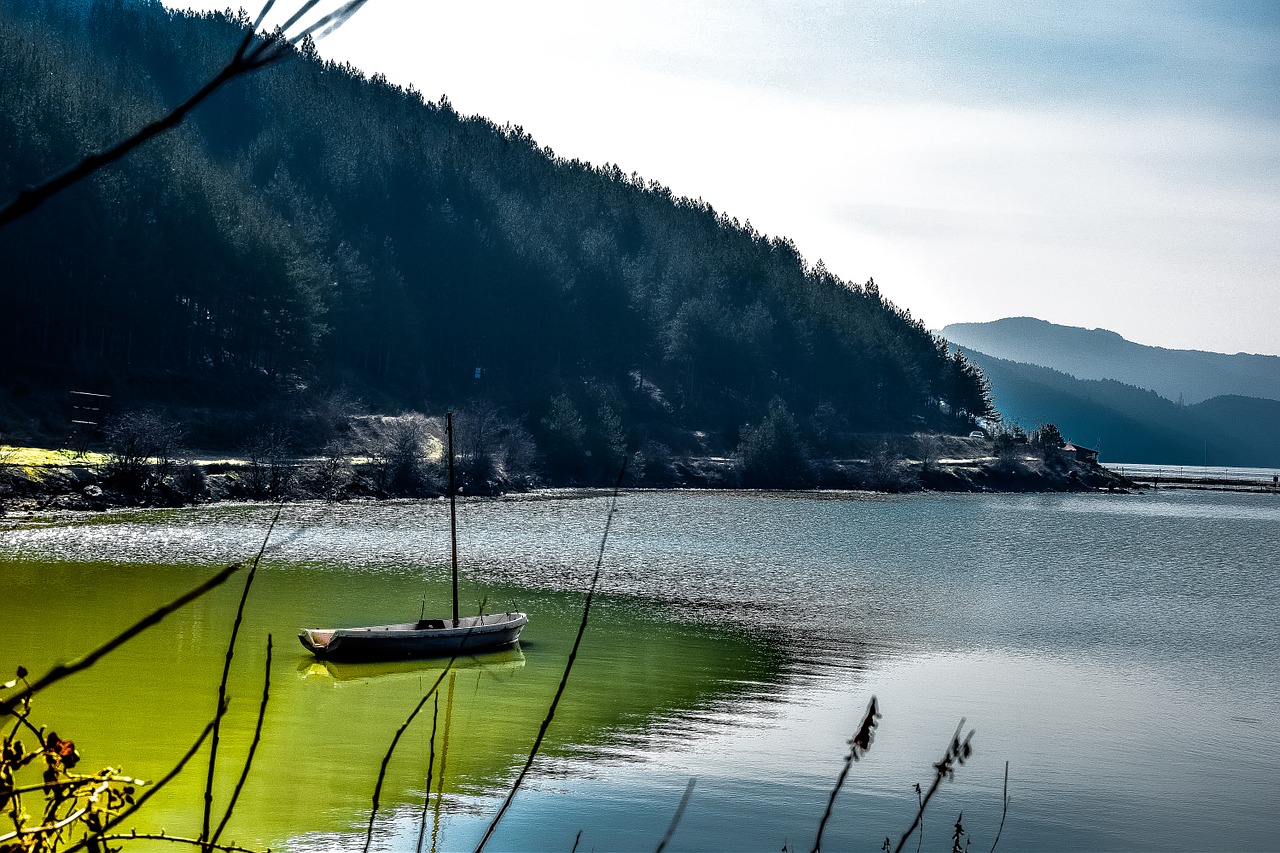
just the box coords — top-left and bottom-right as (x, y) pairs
(298, 612), (528, 662)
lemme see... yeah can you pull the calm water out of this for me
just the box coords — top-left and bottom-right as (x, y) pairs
(2, 489), (1278, 852)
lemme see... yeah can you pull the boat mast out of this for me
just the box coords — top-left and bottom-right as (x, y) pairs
(447, 411), (460, 626)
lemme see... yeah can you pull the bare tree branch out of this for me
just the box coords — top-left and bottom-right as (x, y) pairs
(473, 459), (628, 853)
(893, 720), (975, 853)
(211, 635), (275, 846)
(811, 696), (880, 853)
(988, 761), (1010, 853)
(63, 717), (221, 853)
(99, 832), (265, 853)
(654, 778), (697, 853)
(0, 0), (371, 230)
(202, 507), (282, 850)
(1, 564), (241, 718)
(363, 664), (457, 853)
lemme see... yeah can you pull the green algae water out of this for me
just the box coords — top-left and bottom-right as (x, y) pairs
(3, 490), (1279, 851)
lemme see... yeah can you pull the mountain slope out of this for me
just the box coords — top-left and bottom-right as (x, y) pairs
(962, 347), (1280, 467)
(943, 317), (1280, 404)
(0, 0), (991, 466)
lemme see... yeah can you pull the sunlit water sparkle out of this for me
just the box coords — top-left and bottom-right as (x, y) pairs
(3, 488), (1277, 851)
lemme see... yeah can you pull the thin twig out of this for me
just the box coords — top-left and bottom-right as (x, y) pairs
(914, 783), (923, 853)
(211, 635), (274, 846)
(415, 694), (440, 853)
(0, 781), (105, 841)
(1, 565), (241, 717)
(202, 507), (281, 850)
(0, 0), (369, 230)
(5, 771), (147, 797)
(363, 665), (458, 853)
(654, 778), (696, 853)
(63, 717), (220, 853)
(473, 459), (629, 853)
(2, 685), (42, 746)
(812, 696), (880, 853)
(988, 761), (1009, 853)
(98, 831), (266, 853)
(893, 721), (974, 853)
(288, 0), (371, 43)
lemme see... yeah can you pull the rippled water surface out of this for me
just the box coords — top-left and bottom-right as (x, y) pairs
(3, 489), (1278, 851)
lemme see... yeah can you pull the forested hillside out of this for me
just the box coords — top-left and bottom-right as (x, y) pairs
(0, 0), (990, 479)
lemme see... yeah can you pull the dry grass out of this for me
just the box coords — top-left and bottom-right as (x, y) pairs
(0, 446), (108, 475)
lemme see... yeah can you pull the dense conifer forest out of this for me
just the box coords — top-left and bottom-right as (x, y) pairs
(1, 0), (992, 484)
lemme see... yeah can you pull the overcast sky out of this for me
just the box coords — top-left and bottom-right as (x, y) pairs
(167, 1), (1280, 355)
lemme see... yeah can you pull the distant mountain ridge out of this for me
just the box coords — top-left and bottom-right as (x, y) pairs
(956, 347), (1280, 467)
(941, 317), (1280, 404)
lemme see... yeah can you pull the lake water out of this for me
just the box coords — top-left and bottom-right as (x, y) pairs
(2, 489), (1278, 852)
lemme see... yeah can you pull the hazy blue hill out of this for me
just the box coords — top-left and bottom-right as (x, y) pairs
(962, 348), (1280, 467)
(942, 317), (1280, 405)
(1187, 396), (1280, 465)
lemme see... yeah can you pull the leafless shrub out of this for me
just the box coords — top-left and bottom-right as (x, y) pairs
(866, 439), (918, 492)
(917, 434), (942, 474)
(453, 404), (536, 492)
(0, 443), (16, 510)
(245, 424), (296, 498)
(305, 439), (353, 500)
(362, 413), (436, 496)
(101, 409), (185, 489)
(174, 458), (208, 499)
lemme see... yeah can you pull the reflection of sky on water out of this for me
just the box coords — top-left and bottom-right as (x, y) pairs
(303, 649), (1280, 852)
(1051, 491), (1280, 522)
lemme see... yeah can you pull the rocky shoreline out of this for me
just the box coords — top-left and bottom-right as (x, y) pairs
(0, 448), (1132, 514)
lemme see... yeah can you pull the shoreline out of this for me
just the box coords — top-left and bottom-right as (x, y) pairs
(1103, 463), (1280, 494)
(1, 449), (1134, 514)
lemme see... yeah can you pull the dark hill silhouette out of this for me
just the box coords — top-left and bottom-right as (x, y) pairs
(942, 317), (1280, 405)
(0, 0), (990, 480)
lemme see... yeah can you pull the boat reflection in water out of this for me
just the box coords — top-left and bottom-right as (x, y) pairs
(298, 646), (531, 853)
(298, 645), (527, 684)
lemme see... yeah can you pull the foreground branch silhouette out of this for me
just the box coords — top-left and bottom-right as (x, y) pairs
(894, 720), (975, 853)
(0, 564), (241, 718)
(473, 460), (629, 853)
(1, 510), (284, 853)
(0, 0), (370, 230)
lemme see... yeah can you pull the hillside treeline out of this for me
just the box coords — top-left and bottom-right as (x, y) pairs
(0, 0), (991, 480)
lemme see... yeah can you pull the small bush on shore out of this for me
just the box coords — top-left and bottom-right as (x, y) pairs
(735, 397), (814, 489)
(101, 409), (184, 490)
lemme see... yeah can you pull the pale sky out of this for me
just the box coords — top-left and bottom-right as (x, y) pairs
(165, 1), (1280, 355)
